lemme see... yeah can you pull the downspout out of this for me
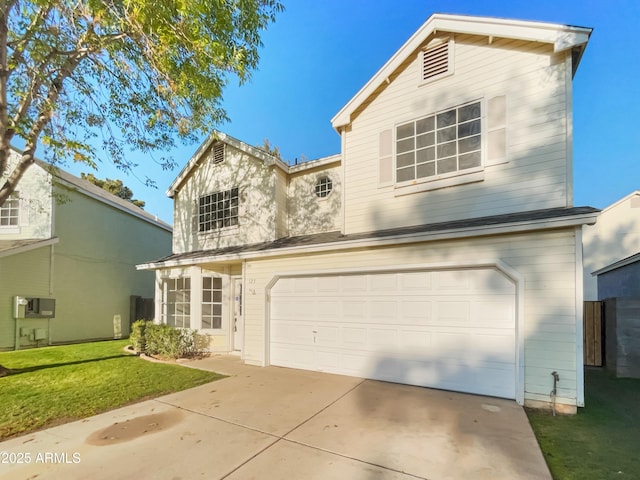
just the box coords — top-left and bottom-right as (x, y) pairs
(550, 371), (560, 416)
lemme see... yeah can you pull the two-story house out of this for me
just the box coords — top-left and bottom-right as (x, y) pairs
(139, 14), (598, 413)
(1, 149), (172, 350)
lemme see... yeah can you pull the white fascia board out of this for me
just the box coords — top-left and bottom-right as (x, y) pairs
(137, 210), (598, 270)
(331, 13), (591, 130)
(0, 237), (59, 258)
(166, 130), (285, 198)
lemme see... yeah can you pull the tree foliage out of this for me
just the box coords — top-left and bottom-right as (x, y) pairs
(81, 172), (145, 208)
(0, 0), (283, 206)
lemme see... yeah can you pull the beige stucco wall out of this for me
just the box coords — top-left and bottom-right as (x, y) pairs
(287, 161), (342, 236)
(172, 142), (279, 254)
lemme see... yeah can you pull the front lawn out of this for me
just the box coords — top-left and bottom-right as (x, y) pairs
(0, 339), (222, 440)
(527, 368), (640, 479)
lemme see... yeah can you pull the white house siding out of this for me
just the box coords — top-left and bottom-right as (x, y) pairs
(287, 163), (342, 236)
(241, 228), (580, 408)
(343, 35), (571, 235)
(583, 192), (640, 300)
(172, 143), (278, 254)
(1, 153), (53, 240)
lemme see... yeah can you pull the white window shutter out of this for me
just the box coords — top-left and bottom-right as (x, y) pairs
(487, 95), (507, 165)
(379, 129), (393, 186)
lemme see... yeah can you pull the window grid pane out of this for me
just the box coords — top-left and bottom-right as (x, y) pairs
(0, 193), (20, 226)
(198, 187), (239, 232)
(395, 101), (482, 182)
(162, 277), (191, 328)
(202, 276), (223, 329)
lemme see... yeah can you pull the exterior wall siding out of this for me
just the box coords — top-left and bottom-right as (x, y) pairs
(51, 186), (171, 344)
(172, 143), (278, 254)
(342, 35), (570, 234)
(0, 246), (53, 350)
(287, 163), (342, 236)
(583, 192), (640, 300)
(240, 228), (579, 407)
(1, 152), (53, 240)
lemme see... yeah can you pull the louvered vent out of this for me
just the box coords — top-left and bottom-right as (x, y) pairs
(213, 142), (225, 163)
(421, 41), (450, 81)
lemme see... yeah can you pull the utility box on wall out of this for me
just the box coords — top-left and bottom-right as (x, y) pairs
(13, 296), (56, 319)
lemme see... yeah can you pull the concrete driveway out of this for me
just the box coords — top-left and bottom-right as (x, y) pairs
(0, 356), (551, 480)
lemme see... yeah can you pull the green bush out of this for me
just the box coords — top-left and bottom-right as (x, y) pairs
(143, 324), (210, 359)
(129, 319), (148, 353)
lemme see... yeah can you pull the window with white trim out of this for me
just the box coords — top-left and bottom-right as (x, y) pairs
(202, 276), (222, 329)
(396, 101), (482, 183)
(314, 176), (333, 198)
(0, 192), (19, 226)
(162, 277), (190, 328)
(198, 187), (239, 232)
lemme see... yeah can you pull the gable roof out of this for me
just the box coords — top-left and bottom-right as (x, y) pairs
(331, 13), (592, 130)
(166, 130), (341, 198)
(598, 190), (640, 214)
(166, 130), (288, 198)
(39, 161), (172, 231)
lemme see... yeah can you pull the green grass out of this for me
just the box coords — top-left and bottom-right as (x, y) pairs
(0, 339), (222, 440)
(527, 368), (640, 480)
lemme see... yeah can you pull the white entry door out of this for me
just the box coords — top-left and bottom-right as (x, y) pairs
(232, 278), (244, 352)
(269, 268), (516, 399)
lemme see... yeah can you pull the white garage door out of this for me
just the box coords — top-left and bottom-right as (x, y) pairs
(270, 268), (516, 399)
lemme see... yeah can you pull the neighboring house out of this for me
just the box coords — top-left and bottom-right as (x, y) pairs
(582, 191), (640, 300)
(139, 14), (599, 413)
(0, 149), (172, 350)
(593, 253), (640, 299)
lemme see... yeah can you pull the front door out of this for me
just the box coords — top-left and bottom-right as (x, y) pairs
(232, 278), (244, 352)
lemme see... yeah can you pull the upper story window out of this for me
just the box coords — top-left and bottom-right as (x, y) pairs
(198, 187), (239, 232)
(396, 101), (481, 184)
(421, 38), (453, 83)
(0, 192), (20, 226)
(315, 176), (333, 198)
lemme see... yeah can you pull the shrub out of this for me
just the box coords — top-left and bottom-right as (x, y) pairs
(129, 320), (148, 353)
(143, 324), (210, 359)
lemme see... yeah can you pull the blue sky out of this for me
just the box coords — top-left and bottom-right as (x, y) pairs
(63, 0), (640, 225)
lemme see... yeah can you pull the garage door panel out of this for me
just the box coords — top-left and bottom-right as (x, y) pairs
(400, 301), (432, 322)
(399, 271), (432, 290)
(270, 268), (516, 399)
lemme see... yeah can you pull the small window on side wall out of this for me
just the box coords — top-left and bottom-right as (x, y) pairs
(315, 176), (333, 198)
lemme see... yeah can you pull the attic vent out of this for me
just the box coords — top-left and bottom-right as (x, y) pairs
(213, 143), (225, 164)
(421, 39), (452, 82)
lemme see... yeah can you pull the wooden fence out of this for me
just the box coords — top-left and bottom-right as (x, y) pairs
(583, 301), (603, 366)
